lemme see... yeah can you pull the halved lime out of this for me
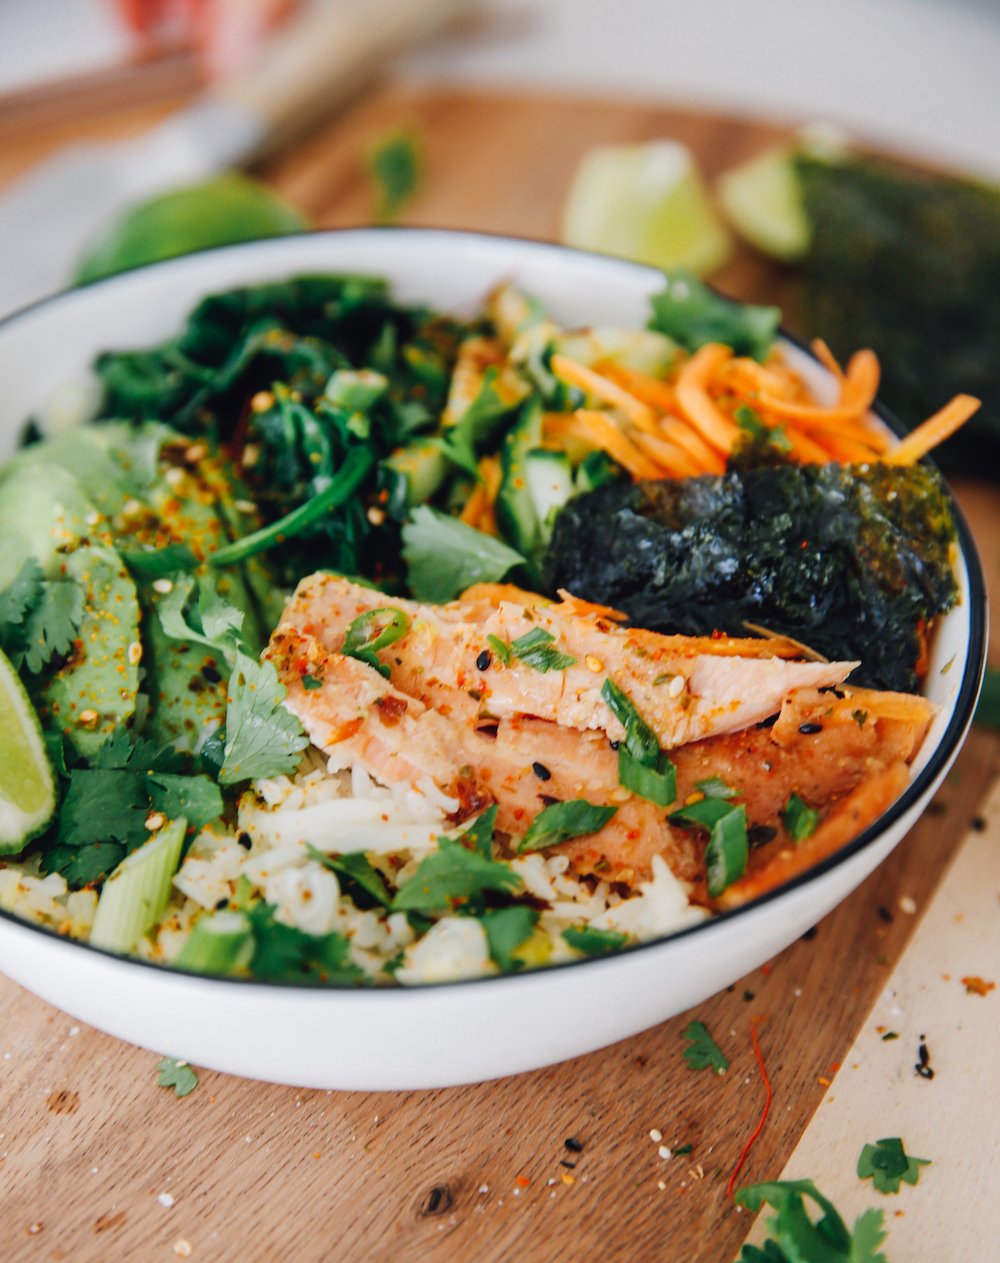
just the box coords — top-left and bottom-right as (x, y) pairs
(561, 140), (731, 276)
(74, 174), (307, 285)
(0, 647), (56, 854)
(716, 143), (812, 262)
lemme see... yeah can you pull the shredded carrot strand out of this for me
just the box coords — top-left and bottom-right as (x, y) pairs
(726, 1021), (772, 1198)
(659, 416), (727, 474)
(883, 394), (981, 465)
(839, 349), (880, 410)
(675, 344), (740, 454)
(573, 409), (663, 479)
(804, 428), (882, 464)
(780, 423), (833, 465)
(550, 355), (659, 434)
(631, 430), (702, 479)
(811, 338), (844, 382)
(598, 362), (678, 412)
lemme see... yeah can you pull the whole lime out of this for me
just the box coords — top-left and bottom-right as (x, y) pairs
(74, 174), (307, 285)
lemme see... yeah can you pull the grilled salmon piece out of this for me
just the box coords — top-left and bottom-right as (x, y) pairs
(280, 574), (858, 749)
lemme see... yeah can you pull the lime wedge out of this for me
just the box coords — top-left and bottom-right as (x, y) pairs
(561, 141), (731, 276)
(716, 144), (811, 262)
(74, 174), (307, 285)
(0, 647), (56, 854)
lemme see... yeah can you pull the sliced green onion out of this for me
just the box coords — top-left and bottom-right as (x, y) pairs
(619, 747), (677, 806)
(342, 606), (410, 677)
(780, 791), (821, 841)
(510, 626), (577, 672)
(518, 799), (618, 853)
(175, 909), (254, 974)
(487, 634), (511, 665)
(601, 677), (660, 765)
(209, 446), (375, 567)
(669, 798), (748, 897)
(89, 817), (186, 954)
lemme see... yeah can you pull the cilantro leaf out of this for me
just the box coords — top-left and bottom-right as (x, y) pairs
(148, 773), (224, 832)
(121, 544), (199, 579)
(781, 791), (821, 842)
(156, 1057), (199, 1098)
(219, 652), (309, 786)
(481, 905), (539, 971)
(510, 627), (577, 672)
(368, 127), (421, 224)
(518, 799), (618, 853)
(57, 769), (150, 848)
(246, 901), (364, 983)
(682, 1020), (729, 1074)
(0, 558), (85, 675)
(460, 804), (498, 860)
(857, 1137), (930, 1195)
(401, 506), (526, 603)
(669, 798), (748, 897)
(157, 573), (246, 664)
(562, 925), (628, 957)
(41, 841), (125, 887)
(306, 844), (391, 910)
(648, 270), (780, 361)
(391, 835), (521, 913)
(736, 1180), (888, 1263)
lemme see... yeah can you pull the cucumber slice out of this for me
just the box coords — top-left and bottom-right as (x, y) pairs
(0, 464), (95, 588)
(524, 448), (574, 540)
(175, 909), (254, 975)
(0, 646), (56, 854)
(495, 397), (545, 567)
(89, 817), (186, 954)
(381, 439), (451, 518)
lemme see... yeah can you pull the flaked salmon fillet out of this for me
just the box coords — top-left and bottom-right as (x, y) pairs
(280, 574), (860, 749)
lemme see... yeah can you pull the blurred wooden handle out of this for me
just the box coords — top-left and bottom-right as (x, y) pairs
(214, 0), (470, 155)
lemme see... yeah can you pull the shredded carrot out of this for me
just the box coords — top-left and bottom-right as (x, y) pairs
(459, 482), (490, 526)
(550, 354), (659, 433)
(726, 1021), (772, 1199)
(780, 423), (834, 465)
(573, 409), (663, 479)
(804, 428), (882, 465)
(839, 349), (880, 410)
(811, 338), (844, 382)
(659, 417), (727, 474)
(632, 430), (702, 479)
(721, 358), (801, 402)
(597, 362), (678, 412)
(883, 394), (981, 465)
(675, 344), (740, 454)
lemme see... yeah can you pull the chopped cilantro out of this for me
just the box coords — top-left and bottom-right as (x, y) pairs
(682, 1020), (729, 1074)
(460, 804), (499, 860)
(509, 626), (577, 672)
(857, 1137), (930, 1195)
(306, 844), (391, 909)
(368, 127), (421, 224)
(481, 905), (539, 971)
(0, 557), (84, 674)
(402, 506), (527, 603)
(302, 673), (323, 690)
(780, 792), (821, 842)
(156, 1057), (199, 1098)
(562, 925), (628, 957)
(391, 834), (521, 913)
(148, 773), (224, 832)
(219, 652), (309, 785)
(518, 799), (618, 853)
(648, 270), (780, 362)
(670, 798), (748, 897)
(157, 573), (246, 665)
(736, 1180), (888, 1263)
(246, 901), (364, 983)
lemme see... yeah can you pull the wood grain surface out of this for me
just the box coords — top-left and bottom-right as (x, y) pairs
(0, 85), (997, 1263)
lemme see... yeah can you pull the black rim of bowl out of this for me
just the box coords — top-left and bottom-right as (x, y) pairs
(0, 226), (988, 994)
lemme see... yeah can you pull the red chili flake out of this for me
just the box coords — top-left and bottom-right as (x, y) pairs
(801, 540), (809, 549)
(817, 1076), (832, 1087)
(760, 964), (772, 977)
(961, 975), (996, 996)
(726, 1021), (772, 1198)
(515, 1175), (530, 1188)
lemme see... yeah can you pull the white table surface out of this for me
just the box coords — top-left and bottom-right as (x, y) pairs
(3, 0), (1000, 177)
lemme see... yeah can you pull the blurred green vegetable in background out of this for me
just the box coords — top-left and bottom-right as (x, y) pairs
(74, 174), (307, 285)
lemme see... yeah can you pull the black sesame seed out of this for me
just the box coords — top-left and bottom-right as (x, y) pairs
(564, 1137), (584, 1152)
(972, 816), (987, 832)
(877, 905), (894, 923)
(202, 664), (222, 684)
(238, 832), (252, 850)
(476, 649), (492, 671)
(560, 1160), (577, 1170)
(532, 761), (552, 781)
(748, 824), (777, 848)
(799, 723), (823, 735)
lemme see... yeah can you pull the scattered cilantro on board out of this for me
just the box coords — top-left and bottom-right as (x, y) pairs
(736, 1180), (888, 1263)
(857, 1137), (930, 1194)
(682, 1020), (729, 1074)
(156, 1057), (199, 1098)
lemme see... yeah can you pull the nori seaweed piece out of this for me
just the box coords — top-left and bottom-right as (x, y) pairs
(789, 154), (1000, 474)
(543, 462), (957, 693)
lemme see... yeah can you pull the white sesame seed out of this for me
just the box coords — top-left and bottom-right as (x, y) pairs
(152, 578), (173, 595)
(899, 895), (917, 915)
(658, 1145), (672, 1160)
(157, 1193), (174, 1209)
(668, 674), (686, 697)
(173, 1240), (192, 1258)
(649, 1129), (663, 1143)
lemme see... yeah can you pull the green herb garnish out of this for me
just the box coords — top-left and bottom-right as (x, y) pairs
(392, 835), (521, 913)
(402, 506), (526, 603)
(487, 634), (512, 665)
(306, 844), (391, 910)
(342, 606), (410, 678)
(857, 1138), (930, 1195)
(368, 128), (421, 224)
(682, 1019), (729, 1074)
(600, 677), (677, 807)
(0, 557), (84, 675)
(736, 1180), (888, 1263)
(780, 791), (821, 842)
(670, 797), (748, 897)
(157, 1057), (199, 1098)
(648, 270), (780, 362)
(481, 905), (539, 971)
(562, 925), (629, 957)
(509, 626), (577, 672)
(218, 653), (309, 786)
(518, 799), (618, 853)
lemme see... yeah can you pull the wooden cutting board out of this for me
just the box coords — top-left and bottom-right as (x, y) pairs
(0, 84), (997, 1263)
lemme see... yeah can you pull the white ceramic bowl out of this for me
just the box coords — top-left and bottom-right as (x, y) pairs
(0, 229), (986, 1089)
